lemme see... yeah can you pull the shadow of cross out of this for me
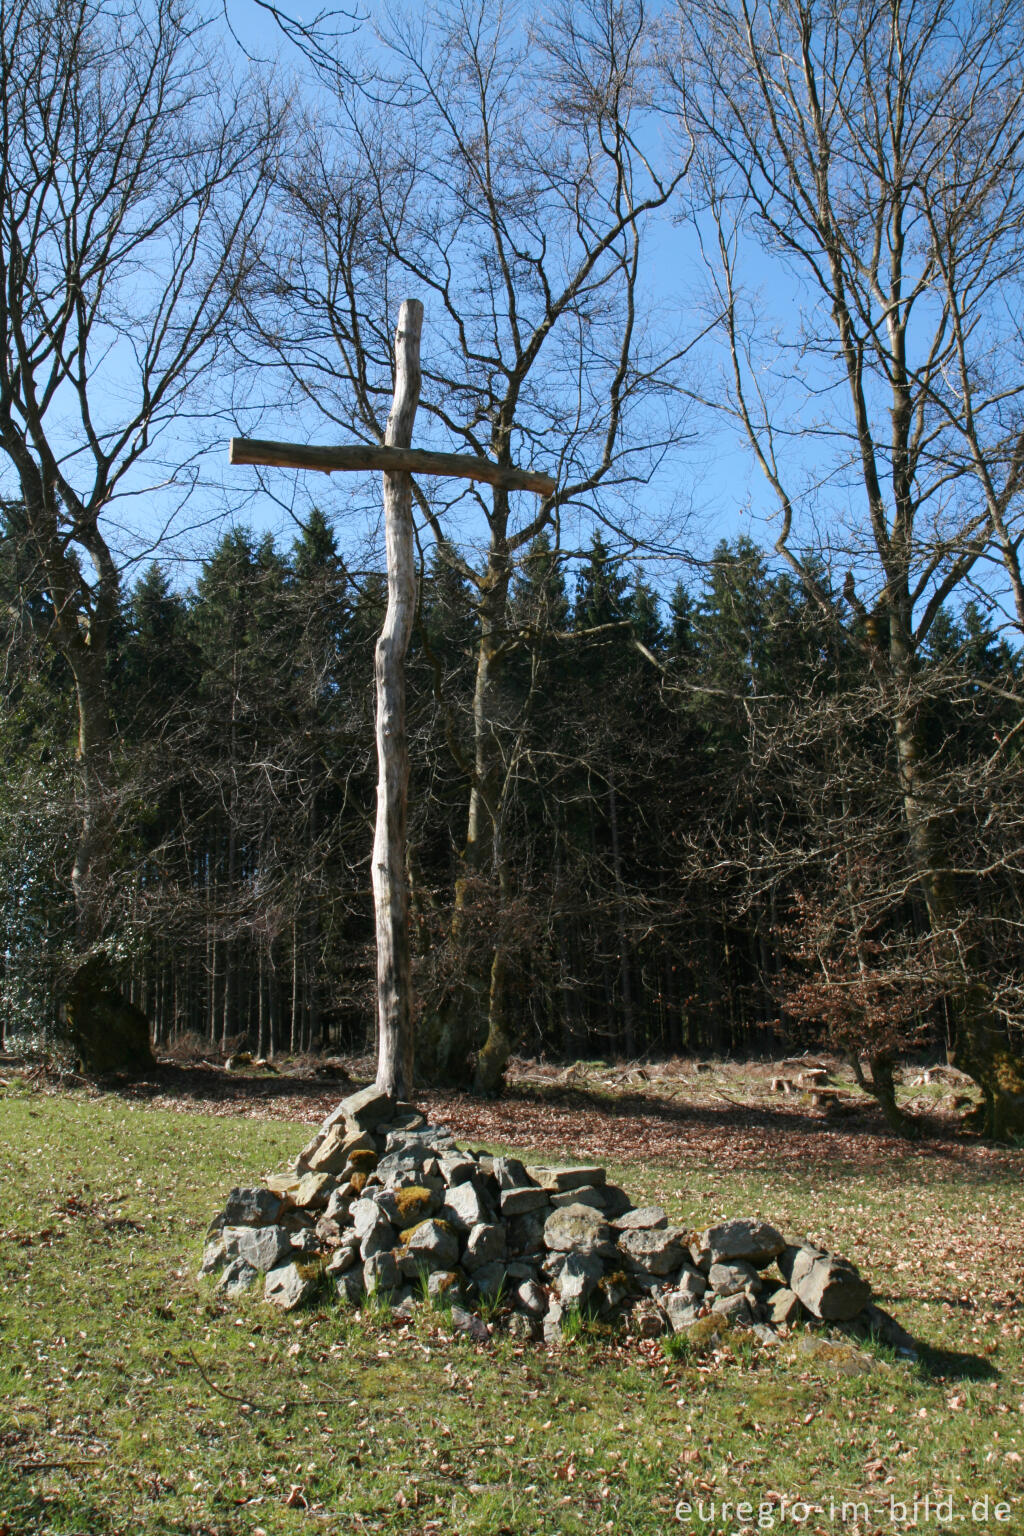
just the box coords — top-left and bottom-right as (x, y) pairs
(229, 299), (556, 1101)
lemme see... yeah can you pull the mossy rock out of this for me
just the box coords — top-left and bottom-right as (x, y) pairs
(400, 1216), (456, 1246)
(392, 1186), (435, 1227)
(675, 1313), (731, 1354)
(788, 1333), (877, 1377)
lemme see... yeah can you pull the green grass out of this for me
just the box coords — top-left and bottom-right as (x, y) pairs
(1, 1082), (1023, 1534)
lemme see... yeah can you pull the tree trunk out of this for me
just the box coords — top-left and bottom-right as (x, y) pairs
(373, 299), (422, 1101)
(62, 649), (153, 1072)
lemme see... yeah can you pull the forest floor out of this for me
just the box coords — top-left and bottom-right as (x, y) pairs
(1, 1055), (1022, 1535)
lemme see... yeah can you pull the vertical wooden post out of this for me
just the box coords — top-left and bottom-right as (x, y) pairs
(373, 299), (422, 1098)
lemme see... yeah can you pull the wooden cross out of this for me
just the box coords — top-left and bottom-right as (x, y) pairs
(230, 300), (556, 1099)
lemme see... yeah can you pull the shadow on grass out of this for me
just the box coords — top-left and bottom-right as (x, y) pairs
(914, 1342), (1000, 1382)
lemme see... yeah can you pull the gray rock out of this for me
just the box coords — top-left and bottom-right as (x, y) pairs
(359, 1215), (397, 1260)
(427, 1269), (463, 1301)
(293, 1172), (335, 1211)
(542, 1299), (564, 1343)
(711, 1293), (754, 1326)
(363, 1250), (400, 1293)
(500, 1186), (550, 1216)
(613, 1205), (667, 1231)
(441, 1180), (491, 1232)
(222, 1224), (292, 1272)
(505, 1259), (539, 1281)
(326, 1085), (395, 1134)
(325, 1243), (358, 1276)
(351, 1197), (385, 1237)
(216, 1256), (259, 1296)
(599, 1185), (633, 1220)
(462, 1222), (506, 1271)
(221, 1186), (285, 1228)
(324, 1184), (354, 1221)
(438, 1153), (477, 1186)
(507, 1209), (548, 1255)
(778, 1244), (871, 1322)
(768, 1286), (802, 1326)
(617, 1227), (686, 1276)
(491, 1156), (531, 1190)
(335, 1269), (364, 1306)
(543, 1204), (617, 1258)
(663, 1291), (701, 1331)
(694, 1218), (785, 1268)
(471, 1261), (508, 1300)
(530, 1164), (607, 1192)
(291, 1228), (323, 1255)
(402, 1219), (459, 1269)
(376, 1150), (428, 1180)
(265, 1259), (319, 1310)
(308, 1126), (374, 1175)
(450, 1305), (490, 1342)
(199, 1234), (229, 1276)
(673, 1265), (707, 1304)
(548, 1185), (607, 1212)
(554, 1251), (604, 1306)
(516, 1280), (548, 1316)
(708, 1259), (762, 1297)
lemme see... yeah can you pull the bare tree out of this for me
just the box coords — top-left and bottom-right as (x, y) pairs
(0, 0), (281, 1066)
(241, 0), (692, 1091)
(668, 0), (1024, 1136)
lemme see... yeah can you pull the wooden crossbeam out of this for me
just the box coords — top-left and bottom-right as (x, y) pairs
(229, 437), (556, 496)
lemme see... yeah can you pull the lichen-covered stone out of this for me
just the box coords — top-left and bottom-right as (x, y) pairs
(543, 1204), (616, 1258)
(617, 1227), (686, 1276)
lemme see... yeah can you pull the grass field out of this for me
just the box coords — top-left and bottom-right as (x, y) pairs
(1, 1074), (1023, 1535)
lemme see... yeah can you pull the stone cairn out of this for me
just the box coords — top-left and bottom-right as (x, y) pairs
(200, 1087), (915, 1355)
